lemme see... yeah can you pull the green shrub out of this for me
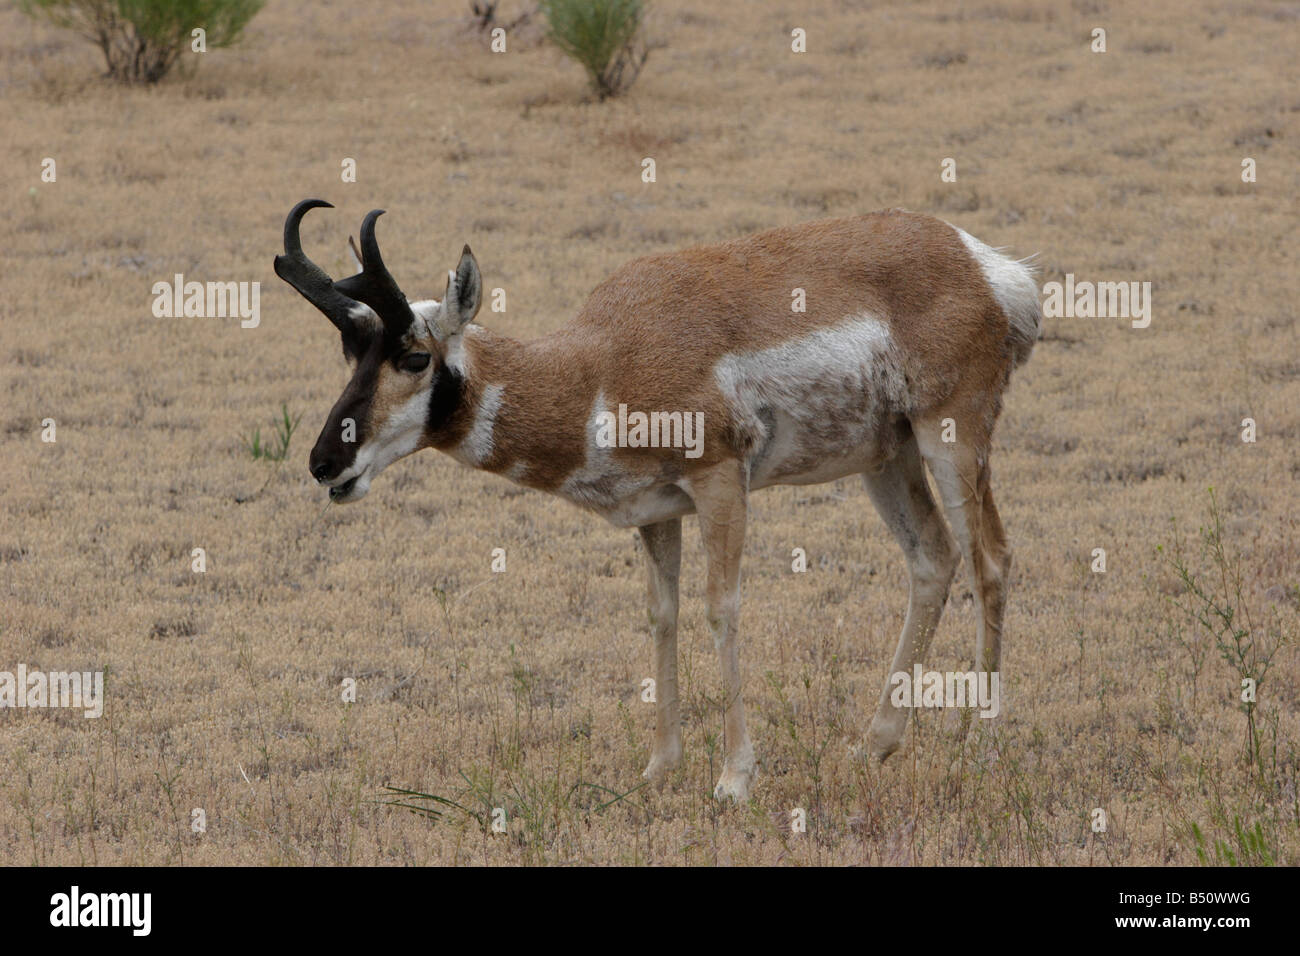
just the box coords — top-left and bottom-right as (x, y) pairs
(539, 0), (649, 99)
(19, 0), (264, 84)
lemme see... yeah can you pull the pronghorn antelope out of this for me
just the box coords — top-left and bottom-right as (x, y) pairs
(274, 199), (1040, 803)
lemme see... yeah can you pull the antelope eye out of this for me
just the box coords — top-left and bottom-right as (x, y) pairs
(399, 352), (431, 373)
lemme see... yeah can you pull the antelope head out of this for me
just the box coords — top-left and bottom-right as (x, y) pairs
(274, 199), (482, 502)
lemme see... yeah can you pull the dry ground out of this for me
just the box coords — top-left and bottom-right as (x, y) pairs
(1, 0), (1298, 865)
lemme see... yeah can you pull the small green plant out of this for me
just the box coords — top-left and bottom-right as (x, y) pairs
(378, 771), (646, 857)
(763, 668), (838, 825)
(1160, 489), (1296, 785)
(378, 781), (485, 827)
(539, 0), (649, 99)
(1191, 817), (1274, 866)
(241, 403), (301, 463)
(19, 0), (265, 84)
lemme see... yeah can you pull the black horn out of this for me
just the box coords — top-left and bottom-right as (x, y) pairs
(334, 209), (415, 338)
(273, 199), (370, 356)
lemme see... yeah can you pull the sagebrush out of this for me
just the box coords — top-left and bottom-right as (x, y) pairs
(540, 0), (649, 99)
(18, 0), (264, 83)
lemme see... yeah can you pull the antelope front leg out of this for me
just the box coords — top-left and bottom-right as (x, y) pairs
(690, 464), (755, 803)
(639, 518), (682, 785)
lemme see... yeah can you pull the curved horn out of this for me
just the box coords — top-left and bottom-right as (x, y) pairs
(273, 199), (370, 350)
(358, 209), (388, 274)
(335, 208), (415, 337)
(283, 198), (334, 258)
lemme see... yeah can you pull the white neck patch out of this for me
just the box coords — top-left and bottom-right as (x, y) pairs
(449, 382), (504, 467)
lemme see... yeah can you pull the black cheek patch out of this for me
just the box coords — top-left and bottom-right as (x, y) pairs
(426, 366), (465, 436)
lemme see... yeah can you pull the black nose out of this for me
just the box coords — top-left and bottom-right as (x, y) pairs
(310, 446), (344, 482)
(310, 426), (352, 483)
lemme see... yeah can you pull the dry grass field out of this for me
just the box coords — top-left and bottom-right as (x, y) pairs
(1, 0), (1298, 866)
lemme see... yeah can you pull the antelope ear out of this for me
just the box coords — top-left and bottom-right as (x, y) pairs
(433, 245), (482, 339)
(346, 235), (364, 275)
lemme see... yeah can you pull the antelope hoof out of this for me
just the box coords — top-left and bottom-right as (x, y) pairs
(642, 748), (681, 788)
(868, 719), (903, 763)
(713, 763), (755, 804)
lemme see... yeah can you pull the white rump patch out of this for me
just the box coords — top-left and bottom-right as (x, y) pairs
(950, 224), (1041, 365)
